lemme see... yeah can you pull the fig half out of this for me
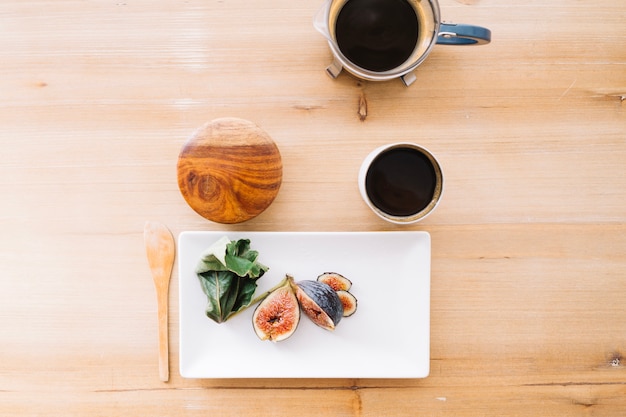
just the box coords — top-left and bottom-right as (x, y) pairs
(252, 279), (300, 342)
(317, 272), (352, 291)
(336, 290), (358, 317)
(292, 279), (343, 330)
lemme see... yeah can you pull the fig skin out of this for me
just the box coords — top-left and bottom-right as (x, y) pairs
(252, 281), (300, 342)
(317, 272), (352, 291)
(336, 290), (358, 317)
(292, 279), (343, 330)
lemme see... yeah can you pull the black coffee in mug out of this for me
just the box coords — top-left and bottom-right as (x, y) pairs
(365, 147), (437, 217)
(335, 0), (419, 72)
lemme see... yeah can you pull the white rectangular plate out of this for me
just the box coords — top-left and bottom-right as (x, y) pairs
(178, 231), (430, 379)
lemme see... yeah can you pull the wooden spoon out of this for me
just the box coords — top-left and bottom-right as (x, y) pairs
(144, 221), (176, 382)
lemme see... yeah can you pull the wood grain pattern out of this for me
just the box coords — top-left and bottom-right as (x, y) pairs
(177, 118), (283, 224)
(0, 0), (625, 415)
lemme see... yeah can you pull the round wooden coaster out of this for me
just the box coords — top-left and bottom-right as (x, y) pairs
(177, 118), (282, 224)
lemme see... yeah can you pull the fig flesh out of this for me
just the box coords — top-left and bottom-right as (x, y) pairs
(317, 272), (352, 291)
(336, 290), (358, 317)
(292, 279), (343, 330)
(252, 280), (300, 342)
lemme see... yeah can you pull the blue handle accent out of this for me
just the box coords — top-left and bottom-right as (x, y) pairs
(437, 23), (491, 45)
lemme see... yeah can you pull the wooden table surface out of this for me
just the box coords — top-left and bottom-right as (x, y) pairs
(1, 0), (625, 415)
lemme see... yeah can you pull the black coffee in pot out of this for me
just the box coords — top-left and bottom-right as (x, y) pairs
(335, 0), (419, 72)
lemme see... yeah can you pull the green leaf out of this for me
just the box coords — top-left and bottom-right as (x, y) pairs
(198, 271), (235, 323)
(195, 237), (269, 323)
(229, 238), (250, 256)
(230, 277), (258, 314)
(195, 235), (231, 274)
(224, 253), (254, 277)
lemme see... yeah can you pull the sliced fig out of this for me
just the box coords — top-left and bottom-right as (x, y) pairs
(317, 272), (352, 291)
(252, 280), (300, 342)
(336, 290), (357, 317)
(291, 279), (343, 330)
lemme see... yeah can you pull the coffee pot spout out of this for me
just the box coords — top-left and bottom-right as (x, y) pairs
(313, 0), (332, 39)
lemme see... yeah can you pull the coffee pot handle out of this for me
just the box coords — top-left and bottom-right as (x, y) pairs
(437, 23), (491, 45)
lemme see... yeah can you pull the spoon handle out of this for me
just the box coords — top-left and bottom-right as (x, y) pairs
(155, 280), (169, 382)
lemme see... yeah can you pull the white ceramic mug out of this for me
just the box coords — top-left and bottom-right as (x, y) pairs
(359, 143), (443, 224)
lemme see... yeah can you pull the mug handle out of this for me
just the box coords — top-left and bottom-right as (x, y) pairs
(437, 23), (491, 45)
